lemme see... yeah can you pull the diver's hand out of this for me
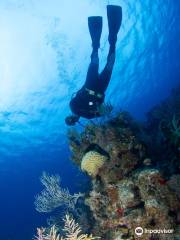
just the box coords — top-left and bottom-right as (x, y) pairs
(97, 102), (113, 116)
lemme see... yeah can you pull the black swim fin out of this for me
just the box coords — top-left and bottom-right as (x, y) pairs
(107, 5), (122, 46)
(88, 16), (103, 50)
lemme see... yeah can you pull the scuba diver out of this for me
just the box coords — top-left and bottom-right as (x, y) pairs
(65, 5), (122, 126)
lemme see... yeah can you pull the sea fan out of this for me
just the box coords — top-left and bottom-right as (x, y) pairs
(34, 214), (99, 240)
(34, 225), (63, 240)
(63, 214), (98, 240)
(34, 172), (83, 213)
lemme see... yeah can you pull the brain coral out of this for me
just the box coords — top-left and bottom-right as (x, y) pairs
(81, 151), (107, 177)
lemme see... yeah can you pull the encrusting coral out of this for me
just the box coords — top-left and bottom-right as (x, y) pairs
(167, 174), (180, 198)
(144, 86), (180, 175)
(68, 112), (145, 181)
(68, 112), (180, 240)
(81, 151), (108, 177)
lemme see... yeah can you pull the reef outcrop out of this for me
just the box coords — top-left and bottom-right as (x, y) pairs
(68, 112), (180, 240)
(144, 86), (180, 176)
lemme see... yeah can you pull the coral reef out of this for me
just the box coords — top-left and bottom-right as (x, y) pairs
(144, 86), (180, 175)
(167, 174), (180, 198)
(34, 214), (99, 240)
(81, 151), (108, 177)
(68, 112), (180, 240)
(68, 112), (145, 181)
(34, 172), (83, 213)
(85, 168), (180, 239)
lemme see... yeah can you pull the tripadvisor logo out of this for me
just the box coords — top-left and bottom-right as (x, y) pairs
(135, 227), (143, 236)
(135, 227), (174, 237)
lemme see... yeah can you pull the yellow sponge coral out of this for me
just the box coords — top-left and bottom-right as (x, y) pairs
(81, 151), (107, 177)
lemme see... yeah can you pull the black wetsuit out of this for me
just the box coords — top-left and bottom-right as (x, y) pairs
(70, 50), (115, 119)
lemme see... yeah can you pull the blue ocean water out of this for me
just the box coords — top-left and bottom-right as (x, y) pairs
(0, 0), (179, 239)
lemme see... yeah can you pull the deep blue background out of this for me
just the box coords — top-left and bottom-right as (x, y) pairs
(0, 0), (179, 239)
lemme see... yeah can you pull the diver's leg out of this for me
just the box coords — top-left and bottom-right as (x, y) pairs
(84, 50), (99, 89)
(98, 48), (115, 93)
